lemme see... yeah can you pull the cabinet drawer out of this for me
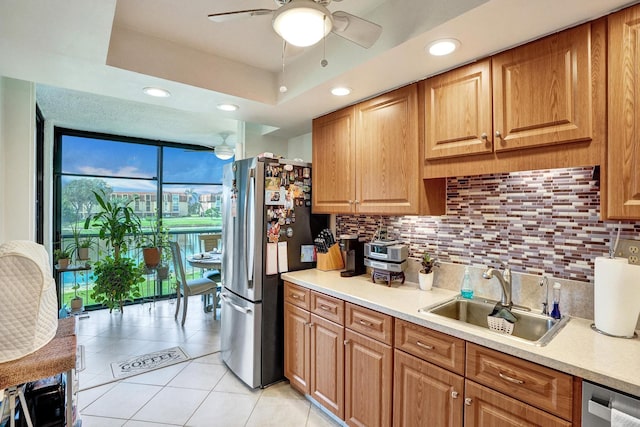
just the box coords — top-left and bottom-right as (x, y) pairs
(311, 291), (344, 325)
(464, 380), (571, 427)
(345, 303), (393, 345)
(466, 343), (573, 421)
(395, 319), (465, 375)
(284, 281), (310, 310)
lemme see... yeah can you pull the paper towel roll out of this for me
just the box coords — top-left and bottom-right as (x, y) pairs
(594, 257), (640, 337)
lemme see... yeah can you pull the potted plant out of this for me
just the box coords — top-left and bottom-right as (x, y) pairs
(92, 255), (144, 313)
(84, 191), (144, 312)
(140, 214), (169, 268)
(68, 224), (93, 262)
(76, 237), (93, 262)
(69, 282), (83, 312)
(418, 252), (435, 291)
(54, 247), (73, 269)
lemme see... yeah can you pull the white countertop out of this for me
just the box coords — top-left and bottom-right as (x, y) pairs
(281, 269), (640, 397)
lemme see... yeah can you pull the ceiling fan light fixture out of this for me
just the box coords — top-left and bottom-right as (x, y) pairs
(214, 143), (235, 160)
(272, 0), (332, 47)
(143, 87), (171, 98)
(331, 86), (351, 96)
(217, 103), (239, 112)
(427, 38), (460, 56)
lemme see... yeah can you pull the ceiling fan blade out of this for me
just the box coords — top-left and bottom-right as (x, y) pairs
(207, 9), (274, 23)
(331, 11), (382, 49)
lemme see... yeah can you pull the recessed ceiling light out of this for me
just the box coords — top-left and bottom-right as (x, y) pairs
(427, 38), (460, 56)
(217, 103), (239, 112)
(331, 87), (352, 96)
(142, 87), (171, 97)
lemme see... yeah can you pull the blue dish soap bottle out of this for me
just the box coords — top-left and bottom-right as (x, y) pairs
(461, 266), (474, 299)
(550, 282), (562, 319)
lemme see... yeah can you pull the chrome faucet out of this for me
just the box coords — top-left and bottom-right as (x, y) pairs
(483, 263), (512, 308)
(539, 276), (550, 315)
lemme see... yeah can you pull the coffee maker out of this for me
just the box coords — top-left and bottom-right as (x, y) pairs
(339, 234), (366, 277)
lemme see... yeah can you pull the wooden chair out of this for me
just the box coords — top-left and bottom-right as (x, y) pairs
(199, 233), (221, 252)
(169, 241), (218, 325)
(198, 233), (222, 282)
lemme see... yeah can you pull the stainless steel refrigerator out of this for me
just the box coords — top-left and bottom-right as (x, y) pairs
(220, 157), (326, 388)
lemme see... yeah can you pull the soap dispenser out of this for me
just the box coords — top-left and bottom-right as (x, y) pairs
(461, 266), (474, 299)
(550, 282), (562, 319)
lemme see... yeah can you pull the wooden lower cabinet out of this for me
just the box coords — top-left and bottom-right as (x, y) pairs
(463, 380), (572, 427)
(345, 329), (393, 427)
(393, 349), (464, 427)
(284, 302), (310, 394)
(310, 313), (344, 419)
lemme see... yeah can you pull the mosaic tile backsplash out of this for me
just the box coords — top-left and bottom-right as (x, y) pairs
(336, 167), (640, 284)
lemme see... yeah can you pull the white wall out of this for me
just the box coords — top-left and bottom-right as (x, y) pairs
(287, 133), (312, 162)
(0, 77), (36, 243)
(244, 125), (289, 159)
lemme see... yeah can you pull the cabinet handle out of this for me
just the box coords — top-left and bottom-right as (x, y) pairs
(415, 341), (434, 350)
(319, 304), (331, 311)
(291, 294), (300, 300)
(354, 200), (360, 205)
(308, 322), (314, 329)
(481, 132), (488, 140)
(451, 391), (459, 399)
(344, 339), (350, 346)
(359, 319), (373, 327)
(464, 398), (472, 406)
(498, 371), (525, 385)
(348, 200), (353, 205)
(495, 130), (504, 141)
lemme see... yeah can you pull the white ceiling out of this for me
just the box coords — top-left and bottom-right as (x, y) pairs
(1, 0), (638, 147)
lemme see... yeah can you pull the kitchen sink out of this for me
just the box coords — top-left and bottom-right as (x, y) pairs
(419, 296), (570, 346)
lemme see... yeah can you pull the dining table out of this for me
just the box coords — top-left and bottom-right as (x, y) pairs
(186, 251), (222, 270)
(186, 251), (222, 313)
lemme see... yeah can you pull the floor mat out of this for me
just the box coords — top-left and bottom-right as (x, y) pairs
(110, 346), (189, 379)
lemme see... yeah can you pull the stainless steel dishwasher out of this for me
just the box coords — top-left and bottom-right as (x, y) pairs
(582, 380), (640, 426)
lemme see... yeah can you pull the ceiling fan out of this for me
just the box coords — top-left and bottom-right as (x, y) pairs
(208, 0), (383, 49)
(212, 132), (235, 160)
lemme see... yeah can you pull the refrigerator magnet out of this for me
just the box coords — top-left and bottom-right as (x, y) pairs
(286, 227), (293, 238)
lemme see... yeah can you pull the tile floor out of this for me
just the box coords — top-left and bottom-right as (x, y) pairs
(76, 297), (341, 426)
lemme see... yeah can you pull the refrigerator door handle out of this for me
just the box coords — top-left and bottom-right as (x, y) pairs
(221, 293), (252, 314)
(244, 167), (255, 288)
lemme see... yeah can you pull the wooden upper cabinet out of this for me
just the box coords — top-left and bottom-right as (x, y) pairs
(607, 4), (640, 219)
(492, 23), (593, 152)
(356, 84), (420, 215)
(312, 106), (356, 214)
(423, 60), (493, 159)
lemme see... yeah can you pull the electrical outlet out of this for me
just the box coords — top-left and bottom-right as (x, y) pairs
(615, 239), (640, 265)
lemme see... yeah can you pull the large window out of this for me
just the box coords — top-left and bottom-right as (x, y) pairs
(53, 128), (233, 309)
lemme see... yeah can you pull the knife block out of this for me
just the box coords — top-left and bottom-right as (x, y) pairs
(317, 244), (344, 271)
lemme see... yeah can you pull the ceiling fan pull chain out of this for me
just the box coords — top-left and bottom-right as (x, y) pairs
(280, 41), (288, 93)
(321, 15), (328, 67)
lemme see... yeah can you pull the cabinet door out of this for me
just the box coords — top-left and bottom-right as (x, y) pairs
(284, 302), (310, 394)
(393, 350), (463, 427)
(356, 84), (420, 215)
(464, 380), (572, 427)
(345, 329), (393, 427)
(492, 23), (593, 152)
(312, 107), (356, 214)
(424, 60), (493, 159)
(310, 314), (344, 419)
(607, 4), (640, 219)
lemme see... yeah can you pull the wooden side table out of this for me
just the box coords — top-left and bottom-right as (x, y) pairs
(0, 317), (77, 427)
